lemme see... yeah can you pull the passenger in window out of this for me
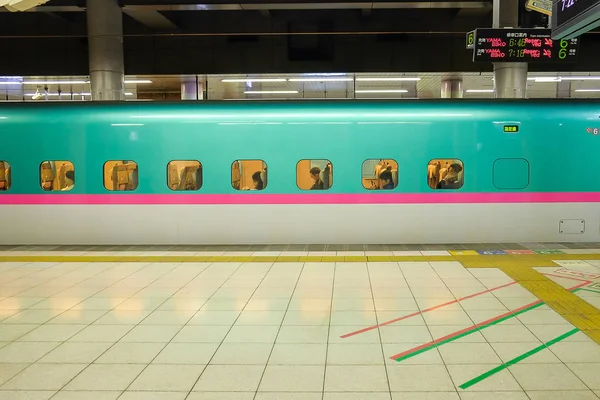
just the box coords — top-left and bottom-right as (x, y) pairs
(323, 162), (332, 189)
(379, 170), (395, 190)
(62, 170), (75, 191)
(436, 163), (463, 189)
(310, 167), (324, 190)
(252, 171), (264, 190)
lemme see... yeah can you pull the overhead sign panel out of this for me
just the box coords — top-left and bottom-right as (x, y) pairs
(552, 0), (600, 39)
(472, 28), (579, 62)
(0, 0), (50, 12)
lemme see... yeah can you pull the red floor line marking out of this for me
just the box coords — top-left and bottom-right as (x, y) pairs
(543, 272), (596, 283)
(389, 280), (591, 360)
(389, 301), (542, 359)
(340, 281), (517, 338)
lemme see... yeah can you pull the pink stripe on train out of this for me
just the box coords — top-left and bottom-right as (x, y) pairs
(0, 192), (599, 205)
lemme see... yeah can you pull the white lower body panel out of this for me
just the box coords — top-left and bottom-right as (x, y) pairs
(0, 203), (598, 245)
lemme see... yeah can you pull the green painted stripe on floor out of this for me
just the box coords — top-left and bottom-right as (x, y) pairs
(458, 328), (580, 390)
(395, 301), (545, 362)
(579, 288), (600, 295)
(395, 287), (584, 363)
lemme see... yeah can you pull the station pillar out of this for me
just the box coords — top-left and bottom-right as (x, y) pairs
(492, 0), (528, 98)
(440, 79), (463, 98)
(181, 78), (203, 100)
(557, 80), (571, 98)
(86, 0), (125, 101)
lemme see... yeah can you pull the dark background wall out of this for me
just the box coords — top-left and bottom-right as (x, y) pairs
(0, 7), (598, 75)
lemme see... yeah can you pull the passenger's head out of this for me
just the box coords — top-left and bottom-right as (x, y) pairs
(379, 170), (394, 187)
(252, 171), (263, 190)
(310, 167), (321, 182)
(449, 163), (463, 174)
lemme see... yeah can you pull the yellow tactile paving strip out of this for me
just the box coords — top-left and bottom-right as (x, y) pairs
(1, 253), (600, 264)
(1, 253), (600, 345)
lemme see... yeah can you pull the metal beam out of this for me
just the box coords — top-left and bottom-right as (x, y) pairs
(0, 2), (491, 12)
(123, 9), (179, 30)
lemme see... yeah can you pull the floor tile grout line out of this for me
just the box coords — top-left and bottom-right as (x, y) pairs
(541, 328), (599, 397)
(320, 260), (337, 400)
(113, 261), (241, 400)
(513, 272), (594, 391)
(2, 253), (600, 397)
(2, 261), (142, 344)
(41, 260), (192, 399)
(0, 260), (60, 293)
(458, 327), (581, 390)
(182, 261), (277, 400)
(542, 284), (600, 397)
(365, 261), (393, 399)
(391, 284), (588, 362)
(427, 260), (473, 397)
(0, 261), (174, 392)
(0, 261), (84, 322)
(251, 261), (307, 400)
(340, 280), (518, 338)
(466, 264), (531, 395)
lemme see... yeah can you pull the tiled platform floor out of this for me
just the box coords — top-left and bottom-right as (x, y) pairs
(0, 251), (599, 399)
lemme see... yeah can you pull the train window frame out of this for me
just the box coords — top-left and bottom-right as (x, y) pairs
(493, 158), (530, 190)
(231, 159), (268, 191)
(0, 161), (11, 192)
(103, 160), (139, 192)
(166, 160), (203, 192)
(39, 160), (75, 192)
(361, 159), (398, 191)
(427, 159), (464, 190)
(296, 159), (334, 191)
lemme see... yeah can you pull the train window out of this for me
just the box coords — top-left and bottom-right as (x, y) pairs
(362, 159), (398, 190)
(232, 160), (267, 191)
(493, 158), (529, 190)
(104, 161), (138, 191)
(297, 159), (333, 190)
(167, 161), (202, 191)
(40, 161), (75, 192)
(428, 159), (464, 190)
(0, 161), (11, 191)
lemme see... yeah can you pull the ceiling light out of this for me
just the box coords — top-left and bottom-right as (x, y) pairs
(560, 76), (600, 81)
(244, 90), (299, 94)
(288, 78), (353, 82)
(575, 89), (600, 92)
(355, 89), (408, 93)
(24, 92), (134, 96)
(25, 92), (92, 96)
(222, 78), (287, 83)
(466, 89), (494, 93)
(533, 77), (561, 83)
(355, 77), (421, 82)
(124, 80), (153, 84)
(23, 80), (88, 85)
(0, 81), (22, 85)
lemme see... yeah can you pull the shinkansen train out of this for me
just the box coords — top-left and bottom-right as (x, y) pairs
(0, 100), (598, 245)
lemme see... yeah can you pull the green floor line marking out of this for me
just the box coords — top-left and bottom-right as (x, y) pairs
(395, 287), (584, 363)
(395, 302), (545, 362)
(579, 288), (600, 294)
(459, 328), (580, 390)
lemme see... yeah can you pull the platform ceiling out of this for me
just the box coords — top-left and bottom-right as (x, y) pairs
(1, 72), (599, 101)
(1, 0), (599, 76)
